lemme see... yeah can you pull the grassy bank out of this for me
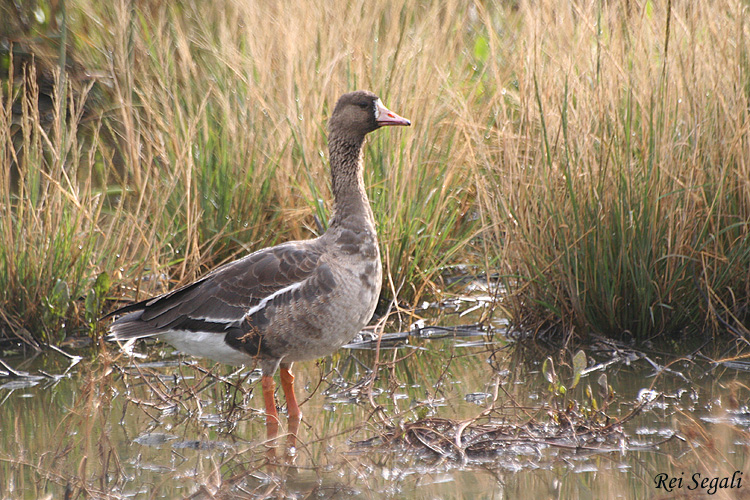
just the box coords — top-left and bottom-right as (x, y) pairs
(1, 0), (481, 341)
(472, 1), (750, 340)
(1, 0), (748, 343)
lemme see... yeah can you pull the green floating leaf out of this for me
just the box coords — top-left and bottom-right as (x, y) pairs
(570, 349), (586, 389)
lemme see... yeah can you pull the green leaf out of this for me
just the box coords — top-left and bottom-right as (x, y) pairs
(85, 289), (98, 320)
(86, 272), (112, 329)
(50, 279), (70, 310)
(570, 350), (586, 389)
(93, 272), (111, 298)
(473, 35), (490, 64)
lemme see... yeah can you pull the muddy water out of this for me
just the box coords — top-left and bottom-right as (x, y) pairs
(1, 301), (749, 499)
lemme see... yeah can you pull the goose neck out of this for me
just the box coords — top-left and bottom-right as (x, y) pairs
(328, 135), (373, 228)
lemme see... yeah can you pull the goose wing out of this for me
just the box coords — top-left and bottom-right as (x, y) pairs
(105, 240), (325, 341)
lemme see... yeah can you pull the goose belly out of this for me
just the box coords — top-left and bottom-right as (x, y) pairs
(274, 263), (382, 362)
(159, 331), (253, 366)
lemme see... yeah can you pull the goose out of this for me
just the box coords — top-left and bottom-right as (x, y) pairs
(105, 90), (410, 428)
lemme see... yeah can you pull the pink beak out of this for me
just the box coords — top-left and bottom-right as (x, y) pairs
(376, 99), (411, 127)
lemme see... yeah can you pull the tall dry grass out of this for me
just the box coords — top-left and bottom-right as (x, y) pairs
(470, 1), (750, 339)
(1, 0), (748, 342)
(1, 0), (482, 340)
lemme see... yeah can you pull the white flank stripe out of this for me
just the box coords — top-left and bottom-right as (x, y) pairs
(185, 315), (239, 325)
(160, 331), (253, 366)
(246, 281), (304, 317)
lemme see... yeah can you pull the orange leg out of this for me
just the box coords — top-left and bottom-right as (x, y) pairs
(261, 375), (280, 436)
(280, 365), (301, 419)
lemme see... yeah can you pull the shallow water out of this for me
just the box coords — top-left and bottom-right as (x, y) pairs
(1, 298), (749, 499)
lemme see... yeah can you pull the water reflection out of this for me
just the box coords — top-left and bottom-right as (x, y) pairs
(1, 305), (750, 498)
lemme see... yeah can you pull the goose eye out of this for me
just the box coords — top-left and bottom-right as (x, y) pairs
(357, 102), (370, 109)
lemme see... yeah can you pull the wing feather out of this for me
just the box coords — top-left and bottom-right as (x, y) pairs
(106, 240), (323, 341)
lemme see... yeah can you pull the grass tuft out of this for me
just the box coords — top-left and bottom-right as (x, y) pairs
(1, 0), (748, 342)
(475, 0), (750, 339)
